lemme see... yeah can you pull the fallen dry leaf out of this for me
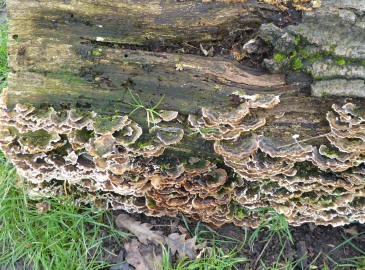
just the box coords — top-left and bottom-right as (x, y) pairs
(177, 225), (189, 236)
(116, 214), (165, 245)
(117, 214), (202, 262)
(166, 233), (198, 259)
(343, 226), (359, 236)
(125, 239), (162, 270)
(196, 246), (212, 260)
(35, 201), (51, 214)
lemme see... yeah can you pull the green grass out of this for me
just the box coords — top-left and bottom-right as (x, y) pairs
(162, 243), (249, 270)
(127, 87), (165, 128)
(0, 25), (8, 91)
(249, 207), (293, 249)
(0, 153), (129, 270)
(0, 13), (9, 92)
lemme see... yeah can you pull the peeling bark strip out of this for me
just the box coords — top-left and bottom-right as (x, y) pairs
(2, 0), (365, 227)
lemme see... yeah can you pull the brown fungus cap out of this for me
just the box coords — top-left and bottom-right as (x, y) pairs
(113, 121), (143, 146)
(311, 148), (360, 172)
(247, 95), (280, 109)
(154, 126), (184, 146)
(214, 134), (259, 159)
(202, 103), (250, 125)
(86, 134), (116, 158)
(258, 135), (312, 161)
(326, 103), (365, 154)
(159, 110), (179, 122)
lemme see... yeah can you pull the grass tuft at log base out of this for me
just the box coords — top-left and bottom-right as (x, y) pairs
(0, 88), (364, 228)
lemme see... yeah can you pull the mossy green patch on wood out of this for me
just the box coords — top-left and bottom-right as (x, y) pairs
(20, 129), (54, 147)
(233, 206), (249, 218)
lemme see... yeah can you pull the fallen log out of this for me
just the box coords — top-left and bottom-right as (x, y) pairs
(1, 0), (364, 227)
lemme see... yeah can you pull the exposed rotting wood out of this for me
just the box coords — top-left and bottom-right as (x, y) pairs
(1, 0), (365, 228)
(7, 0), (298, 47)
(7, 46), (287, 113)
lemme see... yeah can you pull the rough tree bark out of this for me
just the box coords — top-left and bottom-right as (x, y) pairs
(0, 0), (364, 227)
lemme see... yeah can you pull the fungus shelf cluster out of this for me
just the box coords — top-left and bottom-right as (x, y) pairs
(0, 88), (364, 227)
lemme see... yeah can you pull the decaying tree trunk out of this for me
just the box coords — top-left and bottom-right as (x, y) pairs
(1, 0), (364, 227)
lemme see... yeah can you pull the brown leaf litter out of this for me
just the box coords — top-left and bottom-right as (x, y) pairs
(116, 213), (205, 268)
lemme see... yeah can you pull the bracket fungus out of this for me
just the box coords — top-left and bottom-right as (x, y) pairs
(0, 86), (364, 228)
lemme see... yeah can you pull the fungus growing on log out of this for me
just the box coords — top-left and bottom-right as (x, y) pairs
(1, 0), (364, 228)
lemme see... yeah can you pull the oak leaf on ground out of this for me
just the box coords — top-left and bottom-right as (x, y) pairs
(125, 239), (162, 270)
(116, 214), (165, 245)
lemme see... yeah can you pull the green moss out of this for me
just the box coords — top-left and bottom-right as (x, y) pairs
(93, 116), (123, 134)
(233, 206), (249, 218)
(298, 49), (308, 57)
(320, 146), (346, 159)
(76, 128), (94, 142)
(274, 187), (290, 196)
(20, 129), (54, 147)
(294, 35), (300, 46)
(336, 59), (346, 66)
(290, 50), (297, 59)
(301, 191), (317, 201)
(0, 24), (9, 91)
(146, 197), (157, 208)
(349, 197), (365, 207)
(92, 49), (101, 56)
(318, 195), (336, 207)
(307, 53), (323, 62)
(291, 58), (302, 70)
(333, 187), (347, 195)
(294, 161), (321, 178)
(274, 53), (286, 64)
(246, 183), (261, 196)
(262, 181), (280, 191)
(136, 140), (154, 148)
(47, 71), (86, 86)
(315, 53), (323, 60)
(185, 159), (208, 170)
